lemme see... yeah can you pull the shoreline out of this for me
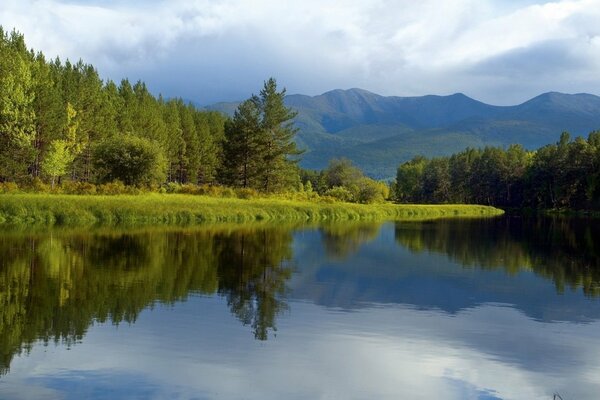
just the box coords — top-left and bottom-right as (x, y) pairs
(0, 194), (504, 227)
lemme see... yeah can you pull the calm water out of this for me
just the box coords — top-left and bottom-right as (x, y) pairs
(0, 216), (599, 400)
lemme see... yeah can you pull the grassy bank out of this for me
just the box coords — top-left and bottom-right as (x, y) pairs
(0, 193), (504, 227)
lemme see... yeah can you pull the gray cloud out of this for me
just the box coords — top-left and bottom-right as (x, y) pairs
(1, 0), (599, 104)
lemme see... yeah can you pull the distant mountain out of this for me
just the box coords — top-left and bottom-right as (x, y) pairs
(207, 89), (600, 178)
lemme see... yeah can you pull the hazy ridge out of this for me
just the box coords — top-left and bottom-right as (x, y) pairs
(207, 89), (600, 178)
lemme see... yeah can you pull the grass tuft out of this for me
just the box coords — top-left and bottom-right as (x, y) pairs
(0, 193), (504, 227)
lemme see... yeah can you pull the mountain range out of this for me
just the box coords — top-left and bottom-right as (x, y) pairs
(206, 89), (600, 178)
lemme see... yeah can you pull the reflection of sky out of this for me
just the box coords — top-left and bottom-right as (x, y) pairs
(3, 298), (600, 400)
(2, 222), (600, 399)
(291, 223), (600, 323)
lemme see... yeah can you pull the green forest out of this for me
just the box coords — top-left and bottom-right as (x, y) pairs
(394, 132), (600, 211)
(2, 27), (599, 211)
(0, 28), (392, 203)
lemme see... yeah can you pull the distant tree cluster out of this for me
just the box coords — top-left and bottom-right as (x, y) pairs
(394, 131), (600, 210)
(0, 28), (302, 192)
(301, 158), (390, 203)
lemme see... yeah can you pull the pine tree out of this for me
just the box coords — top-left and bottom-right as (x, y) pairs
(30, 53), (65, 178)
(252, 78), (302, 192)
(221, 99), (262, 188)
(0, 29), (36, 180)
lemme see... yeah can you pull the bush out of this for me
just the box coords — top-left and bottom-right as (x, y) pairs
(163, 182), (182, 193)
(179, 184), (202, 195)
(62, 181), (98, 195)
(96, 180), (142, 195)
(235, 188), (260, 199)
(324, 186), (354, 202)
(94, 135), (167, 186)
(0, 182), (19, 194)
(356, 178), (389, 204)
(22, 177), (52, 193)
(318, 195), (338, 204)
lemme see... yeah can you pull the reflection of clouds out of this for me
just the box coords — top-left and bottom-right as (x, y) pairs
(291, 224), (600, 323)
(3, 299), (600, 400)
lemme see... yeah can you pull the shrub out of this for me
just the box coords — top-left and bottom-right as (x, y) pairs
(235, 188), (259, 199)
(26, 177), (52, 193)
(356, 178), (389, 204)
(324, 186), (354, 202)
(0, 182), (19, 194)
(94, 135), (167, 186)
(179, 184), (202, 195)
(221, 187), (236, 198)
(62, 181), (98, 195)
(164, 182), (182, 193)
(97, 180), (129, 195)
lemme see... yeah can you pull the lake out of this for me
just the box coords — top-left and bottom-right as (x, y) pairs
(0, 216), (598, 400)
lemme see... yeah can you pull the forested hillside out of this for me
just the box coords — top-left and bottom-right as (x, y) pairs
(210, 88), (600, 178)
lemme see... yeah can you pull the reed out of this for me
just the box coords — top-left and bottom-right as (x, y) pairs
(0, 193), (504, 227)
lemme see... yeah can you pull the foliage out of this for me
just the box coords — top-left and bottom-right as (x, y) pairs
(0, 27), (225, 187)
(93, 135), (167, 186)
(221, 78), (302, 192)
(302, 158), (390, 204)
(394, 133), (600, 210)
(0, 29), (35, 181)
(42, 140), (74, 188)
(324, 186), (354, 202)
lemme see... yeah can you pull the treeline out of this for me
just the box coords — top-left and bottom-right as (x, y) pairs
(0, 27), (393, 203)
(0, 28), (227, 187)
(0, 28), (307, 192)
(394, 132), (600, 210)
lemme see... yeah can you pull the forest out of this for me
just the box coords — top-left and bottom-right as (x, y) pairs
(0, 27), (225, 188)
(394, 132), (600, 211)
(2, 26), (599, 211)
(0, 27), (393, 203)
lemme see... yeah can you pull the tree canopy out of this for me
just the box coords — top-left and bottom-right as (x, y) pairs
(222, 78), (302, 192)
(394, 133), (600, 210)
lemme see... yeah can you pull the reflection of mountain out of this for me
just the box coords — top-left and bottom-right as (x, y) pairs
(289, 217), (600, 322)
(0, 227), (294, 375)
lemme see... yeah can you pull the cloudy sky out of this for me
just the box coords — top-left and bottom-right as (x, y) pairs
(2, 0), (600, 105)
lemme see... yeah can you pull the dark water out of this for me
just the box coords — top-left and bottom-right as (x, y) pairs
(0, 216), (599, 400)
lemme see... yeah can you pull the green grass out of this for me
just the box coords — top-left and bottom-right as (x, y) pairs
(0, 193), (504, 227)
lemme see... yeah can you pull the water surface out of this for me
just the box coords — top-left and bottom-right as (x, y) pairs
(0, 217), (598, 399)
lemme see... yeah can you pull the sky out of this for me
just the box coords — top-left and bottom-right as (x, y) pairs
(1, 0), (600, 105)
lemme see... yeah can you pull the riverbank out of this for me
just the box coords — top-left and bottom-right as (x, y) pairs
(0, 194), (503, 227)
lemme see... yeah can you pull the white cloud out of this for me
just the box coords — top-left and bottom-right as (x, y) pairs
(1, 0), (599, 104)
(3, 301), (600, 400)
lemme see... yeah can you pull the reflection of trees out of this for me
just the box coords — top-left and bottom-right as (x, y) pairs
(320, 223), (382, 259)
(395, 217), (600, 297)
(0, 226), (294, 375)
(216, 229), (293, 340)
